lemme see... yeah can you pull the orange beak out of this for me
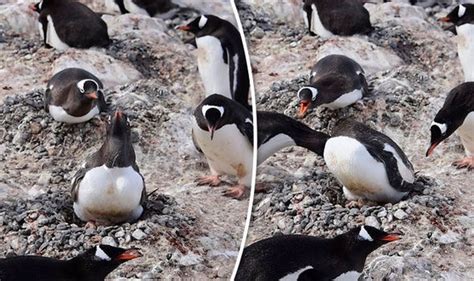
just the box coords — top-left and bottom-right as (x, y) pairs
(115, 249), (142, 261)
(85, 92), (98, 100)
(176, 25), (191, 31)
(439, 17), (451, 23)
(380, 233), (402, 242)
(115, 110), (123, 120)
(426, 142), (440, 157)
(298, 101), (310, 118)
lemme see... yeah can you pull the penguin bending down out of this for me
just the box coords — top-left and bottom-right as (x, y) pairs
(105, 0), (179, 18)
(427, 82), (474, 170)
(297, 54), (369, 118)
(45, 68), (107, 124)
(192, 94), (253, 199)
(235, 225), (401, 281)
(0, 245), (141, 281)
(441, 4), (474, 82)
(302, 0), (373, 38)
(177, 15), (251, 109)
(29, 0), (110, 50)
(72, 110), (146, 225)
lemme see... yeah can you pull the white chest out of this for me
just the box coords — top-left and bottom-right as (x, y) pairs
(279, 266), (313, 281)
(123, 0), (149, 15)
(456, 24), (474, 82)
(457, 111), (474, 156)
(311, 4), (334, 39)
(192, 120), (253, 185)
(196, 36), (232, 99)
(46, 15), (69, 51)
(324, 89), (363, 109)
(48, 105), (99, 124)
(257, 133), (296, 165)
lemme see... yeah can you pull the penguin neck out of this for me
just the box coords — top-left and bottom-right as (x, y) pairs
(332, 235), (382, 271)
(289, 127), (330, 157)
(66, 257), (120, 280)
(99, 136), (135, 168)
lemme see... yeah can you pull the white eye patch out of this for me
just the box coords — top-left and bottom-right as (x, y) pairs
(77, 79), (99, 93)
(297, 87), (318, 101)
(202, 105), (224, 118)
(95, 246), (111, 261)
(431, 121), (447, 135)
(245, 118), (253, 125)
(199, 15), (208, 28)
(38, 0), (43, 10)
(358, 226), (374, 241)
(459, 4), (466, 18)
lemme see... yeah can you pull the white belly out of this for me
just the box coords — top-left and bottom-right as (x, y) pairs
(196, 36), (232, 99)
(324, 136), (408, 203)
(324, 89), (363, 109)
(333, 271), (362, 281)
(456, 24), (474, 82)
(257, 133), (296, 165)
(311, 4), (334, 39)
(46, 15), (69, 51)
(193, 120), (253, 186)
(74, 165), (144, 223)
(49, 105), (99, 124)
(124, 0), (149, 15)
(457, 111), (474, 156)
(279, 266), (313, 281)
(38, 22), (44, 40)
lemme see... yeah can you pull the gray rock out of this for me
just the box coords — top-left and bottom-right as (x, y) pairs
(393, 209), (408, 220)
(132, 229), (147, 240)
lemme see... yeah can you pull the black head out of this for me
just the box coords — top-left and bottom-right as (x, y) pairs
(102, 110), (135, 167)
(77, 79), (100, 101)
(297, 86), (318, 118)
(342, 225), (401, 255)
(29, 1), (42, 13)
(199, 95), (228, 140)
(73, 245), (142, 279)
(176, 15), (223, 37)
(440, 4), (474, 26)
(107, 110), (131, 139)
(426, 120), (453, 157)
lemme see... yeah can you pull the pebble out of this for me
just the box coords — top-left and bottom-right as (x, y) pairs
(101, 236), (118, 247)
(132, 229), (147, 240)
(365, 216), (381, 229)
(393, 209), (409, 220)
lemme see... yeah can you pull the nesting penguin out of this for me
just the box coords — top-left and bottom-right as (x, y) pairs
(30, 0), (110, 50)
(0, 245), (141, 281)
(177, 15), (251, 109)
(104, 0), (179, 18)
(72, 110), (146, 225)
(325, 119), (416, 203)
(192, 94), (253, 199)
(427, 82), (474, 170)
(441, 4), (474, 81)
(45, 68), (107, 124)
(302, 0), (373, 38)
(297, 54), (369, 118)
(235, 225), (401, 281)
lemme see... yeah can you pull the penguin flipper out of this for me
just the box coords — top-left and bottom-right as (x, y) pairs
(237, 118), (254, 147)
(192, 128), (203, 153)
(359, 72), (370, 97)
(71, 167), (87, 202)
(97, 90), (108, 113)
(44, 88), (51, 112)
(132, 162), (147, 205)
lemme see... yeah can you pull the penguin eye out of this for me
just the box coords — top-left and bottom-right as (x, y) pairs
(79, 88), (85, 93)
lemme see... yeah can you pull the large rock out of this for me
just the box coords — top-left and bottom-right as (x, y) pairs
(51, 49), (143, 88)
(0, 2), (38, 38)
(242, 0), (303, 26)
(174, 0), (236, 24)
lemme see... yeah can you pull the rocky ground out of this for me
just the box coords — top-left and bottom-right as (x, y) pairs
(237, 0), (473, 280)
(0, 0), (248, 279)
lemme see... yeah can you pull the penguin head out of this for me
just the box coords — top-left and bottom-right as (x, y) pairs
(347, 226), (401, 253)
(107, 110), (131, 139)
(297, 86), (318, 118)
(440, 4), (474, 26)
(195, 94), (235, 140)
(29, 1), (43, 12)
(426, 118), (459, 157)
(176, 15), (220, 37)
(77, 79), (100, 101)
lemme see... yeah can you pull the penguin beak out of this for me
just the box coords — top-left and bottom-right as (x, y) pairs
(298, 101), (311, 118)
(115, 249), (142, 261)
(28, 3), (37, 12)
(208, 126), (216, 140)
(176, 25), (191, 31)
(439, 17), (451, 23)
(85, 92), (98, 100)
(380, 233), (402, 242)
(115, 110), (123, 121)
(426, 142), (440, 157)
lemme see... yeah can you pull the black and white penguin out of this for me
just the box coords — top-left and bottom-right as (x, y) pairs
(72, 110), (146, 225)
(177, 15), (251, 109)
(105, 0), (179, 18)
(192, 94), (253, 199)
(426, 82), (474, 170)
(297, 54), (369, 118)
(235, 225), (401, 281)
(440, 4), (474, 81)
(29, 0), (110, 50)
(302, 0), (373, 38)
(45, 68), (107, 124)
(0, 245), (141, 281)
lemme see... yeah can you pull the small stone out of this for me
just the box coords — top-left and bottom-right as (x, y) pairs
(132, 229), (147, 240)
(101, 236), (118, 247)
(393, 209), (408, 220)
(365, 216), (381, 228)
(251, 27), (265, 39)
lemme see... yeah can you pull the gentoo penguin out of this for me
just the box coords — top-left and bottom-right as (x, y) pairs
(72, 110), (146, 225)
(325, 119), (416, 203)
(427, 82), (474, 170)
(297, 54), (369, 118)
(235, 225), (401, 281)
(302, 0), (373, 38)
(0, 245), (141, 281)
(105, 0), (179, 18)
(45, 68), (107, 124)
(441, 4), (474, 81)
(192, 94), (253, 199)
(177, 15), (251, 109)
(29, 0), (110, 50)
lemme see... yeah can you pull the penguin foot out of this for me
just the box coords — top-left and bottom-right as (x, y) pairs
(196, 175), (222, 186)
(452, 157), (474, 170)
(345, 198), (375, 208)
(84, 221), (97, 229)
(223, 185), (247, 199)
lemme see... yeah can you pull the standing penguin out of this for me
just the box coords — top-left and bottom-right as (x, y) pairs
(235, 225), (401, 281)
(29, 0), (110, 50)
(72, 110), (146, 225)
(45, 68), (107, 124)
(426, 82), (474, 170)
(441, 4), (474, 81)
(177, 15), (251, 109)
(193, 94), (253, 199)
(105, 0), (179, 18)
(0, 245), (141, 281)
(297, 54), (369, 118)
(303, 0), (373, 38)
